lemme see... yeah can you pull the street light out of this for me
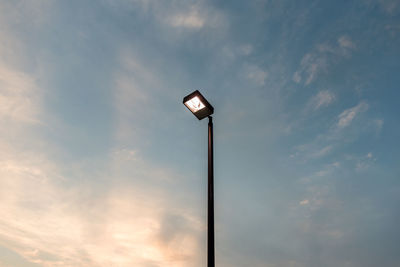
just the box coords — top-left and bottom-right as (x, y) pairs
(183, 90), (214, 120)
(183, 90), (215, 267)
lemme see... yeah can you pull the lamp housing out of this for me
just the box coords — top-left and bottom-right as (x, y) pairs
(183, 90), (214, 120)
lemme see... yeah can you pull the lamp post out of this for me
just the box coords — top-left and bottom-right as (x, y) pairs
(183, 90), (215, 267)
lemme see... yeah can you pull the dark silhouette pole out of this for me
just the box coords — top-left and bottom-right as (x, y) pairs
(208, 116), (215, 267)
(182, 90), (215, 267)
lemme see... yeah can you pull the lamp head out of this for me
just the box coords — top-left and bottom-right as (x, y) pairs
(183, 90), (214, 120)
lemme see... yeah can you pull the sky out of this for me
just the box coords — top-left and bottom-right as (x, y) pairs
(0, 0), (399, 266)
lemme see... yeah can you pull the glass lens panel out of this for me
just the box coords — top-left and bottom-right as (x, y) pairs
(184, 96), (205, 113)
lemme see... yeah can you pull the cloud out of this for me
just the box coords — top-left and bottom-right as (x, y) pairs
(311, 145), (333, 158)
(243, 64), (268, 86)
(0, 58), (80, 265)
(337, 101), (369, 128)
(167, 9), (205, 29)
(220, 44), (253, 66)
(0, 38), (202, 267)
(378, 0), (400, 15)
(354, 152), (376, 172)
(293, 71), (301, 83)
(293, 36), (356, 85)
(292, 99), (376, 168)
(372, 118), (384, 134)
(299, 199), (309, 206)
(238, 44), (253, 56)
(385, 24), (400, 36)
(338, 36), (356, 50)
(156, 212), (202, 263)
(295, 53), (327, 85)
(164, 3), (226, 31)
(0, 0), (52, 29)
(0, 2), (48, 127)
(0, 145), (203, 267)
(308, 90), (335, 110)
(0, 63), (41, 124)
(107, 1), (225, 31)
(112, 48), (162, 144)
(292, 142), (334, 162)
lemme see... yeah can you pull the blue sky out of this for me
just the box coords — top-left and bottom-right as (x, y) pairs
(0, 0), (399, 266)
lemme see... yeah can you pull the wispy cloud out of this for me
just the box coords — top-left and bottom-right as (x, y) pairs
(0, 63), (41, 124)
(337, 101), (369, 128)
(243, 64), (268, 86)
(293, 52), (328, 85)
(338, 35), (356, 50)
(167, 9), (205, 29)
(0, 2), (48, 126)
(0, 144), (203, 266)
(0, 0), (52, 29)
(108, 0), (226, 31)
(0, 24), (203, 267)
(293, 71), (302, 83)
(299, 199), (309, 206)
(293, 35), (356, 85)
(292, 100), (371, 163)
(112, 48), (162, 144)
(311, 145), (333, 158)
(378, 0), (400, 15)
(292, 142), (333, 162)
(371, 118), (384, 135)
(307, 90), (336, 110)
(165, 3), (226, 31)
(238, 44), (253, 56)
(355, 152), (376, 171)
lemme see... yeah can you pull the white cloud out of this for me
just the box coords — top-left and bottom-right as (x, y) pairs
(299, 184), (332, 212)
(0, 63), (41, 124)
(244, 64), (268, 86)
(315, 169), (330, 177)
(0, 0), (53, 29)
(292, 71), (301, 83)
(311, 145), (333, 158)
(151, 2), (226, 30)
(0, 158), (203, 266)
(308, 90), (335, 110)
(378, 0), (400, 15)
(331, 161), (340, 168)
(168, 9), (205, 29)
(0, 22), (203, 267)
(304, 53), (326, 85)
(317, 44), (337, 54)
(104, 1), (226, 32)
(294, 35), (356, 85)
(221, 44), (253, 64)
(338, 36), (356, 49)
(0, 132), (203, 267)
(299, 199), (309, 205)
(238, 44), (253, 56)
(165, 3), (226, 30)
(291, 142), (335, 162)
(337, 102), (369, 128)
(355, 161), (369, 171)
(344, 152), (376, 172)
(385, 24), (400, 36)
(112, 48), (162, 144)
(0, 3), (46, 127)
(372, 118), (384, 134)
(294, 53), (328, 85)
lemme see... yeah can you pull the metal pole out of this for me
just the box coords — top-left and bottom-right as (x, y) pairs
(208, 116), (215, 267)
